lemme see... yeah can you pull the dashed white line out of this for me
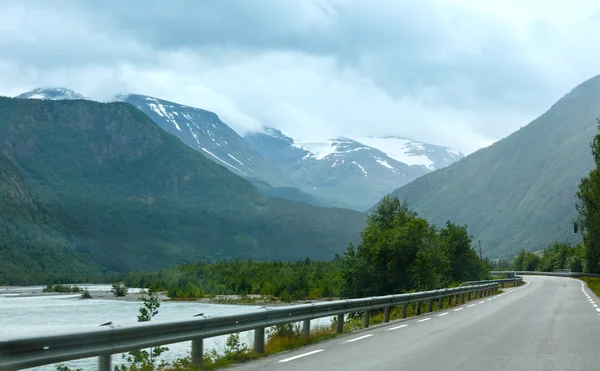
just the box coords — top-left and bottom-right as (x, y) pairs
(454, 308), (464, 312)
(478, 301), (486, 304)
(467, 304), (476, 307)
(438, 312), (449, 317)
(417, 318), (432, 322)
(387, 324), (408, 331)
(343, 334), (374, 343)
(279, 349), (324, 363)
(595, 308), (600, 313)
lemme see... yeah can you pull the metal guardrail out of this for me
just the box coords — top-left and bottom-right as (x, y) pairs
(460, 277), (524, 288)
(492, 271), (600, 278)
(0, 282), (505, 371)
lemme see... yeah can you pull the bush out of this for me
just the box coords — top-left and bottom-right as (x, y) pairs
(42, 283), (83, 293)
(80, 288), (92, 299)
(110, 282), (128, 297)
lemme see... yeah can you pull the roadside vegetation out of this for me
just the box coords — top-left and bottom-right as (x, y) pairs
(511, 242), (584, 272)
(580, 277), (600, 298)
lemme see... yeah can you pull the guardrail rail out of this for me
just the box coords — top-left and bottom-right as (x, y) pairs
(491, 271), (600, 278)
(0, 280), (518, 371)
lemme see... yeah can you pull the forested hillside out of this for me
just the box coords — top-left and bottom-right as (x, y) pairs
(390, 75), (600, 258)
(0, 97), (366, 282)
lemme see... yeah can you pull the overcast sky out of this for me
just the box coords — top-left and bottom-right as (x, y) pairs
(1, 0), (599, 153)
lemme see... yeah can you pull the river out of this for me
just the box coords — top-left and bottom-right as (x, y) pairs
(0, 285), (335, 370)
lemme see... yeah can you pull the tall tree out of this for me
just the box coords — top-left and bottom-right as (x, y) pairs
(439, 221), (485, 282)
(576, 119), (600, 273)
(340, 196), (484, 298)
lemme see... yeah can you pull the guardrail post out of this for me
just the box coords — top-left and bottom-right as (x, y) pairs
(303, 319), (311, 340)
(501, 282), (505, 288)
(254, 327), (265, 354)
(191, 338), (203, 368)
(337, 313), (344, 333)
(453, 294), (458, 305)
(416, 301), (422, 315)
(428, 299), (433, 312)
(402, 303), (408, 318)
(384, 307), (391, 323)
(364, 310), (370, 328)
(468, 292), (471, 301)
(438, 297), (443, 309)
(99, 354), (111, 371)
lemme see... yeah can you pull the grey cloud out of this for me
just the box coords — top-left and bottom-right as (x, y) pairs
(62, 0), (561, 117)
(0, 0), (599, 153)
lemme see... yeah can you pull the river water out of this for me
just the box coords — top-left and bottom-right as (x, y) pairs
(0, 285), (335, 370)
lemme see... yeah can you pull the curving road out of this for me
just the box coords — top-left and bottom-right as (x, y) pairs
(232, 276), (600, 371)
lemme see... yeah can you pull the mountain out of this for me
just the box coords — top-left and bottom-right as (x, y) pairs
(16, 88), (331, 207)
(15, 87), (86, 100)
(244, 128), (464, 210)
(0, 97), (366, 281)
(118, 94), (290, 186)
(389, 75), (600, 259)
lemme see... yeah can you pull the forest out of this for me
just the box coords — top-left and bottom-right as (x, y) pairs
(124, 196), (490, 301)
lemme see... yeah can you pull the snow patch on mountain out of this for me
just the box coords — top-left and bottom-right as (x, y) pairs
(295, 141), (337, 160)
(354, 136), (435, 169)
(16, 87), (86, 100)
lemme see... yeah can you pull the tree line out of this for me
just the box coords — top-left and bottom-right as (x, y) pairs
(124, 195), (490, 301)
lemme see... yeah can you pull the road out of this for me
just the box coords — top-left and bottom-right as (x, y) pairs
(232, 275), (600, 371)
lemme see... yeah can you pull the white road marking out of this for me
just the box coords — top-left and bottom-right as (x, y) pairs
(343, 334), (374, 343)
(279, 349), (324, 363)
(387, 324), (408, 331)
(479, 301), (485, 304)
(438, 312), (449, 317)
(454, 308), (464, 312)
(417, 318), (431, 322)
(467, 304), (476, 307)
(596, 308), (600, 312)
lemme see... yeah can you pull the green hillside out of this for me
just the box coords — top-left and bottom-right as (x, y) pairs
(390, 75), (600, 259)
(0, 97), (366, 280)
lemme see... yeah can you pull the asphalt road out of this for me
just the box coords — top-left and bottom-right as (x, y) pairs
(232, 276), (600, 371)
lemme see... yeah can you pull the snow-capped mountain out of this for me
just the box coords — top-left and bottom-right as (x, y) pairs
(16, 87), (86, 100)
(244, 128), (464, 210)
(14, 87), (464, 210)
(117, 94), (308, 192)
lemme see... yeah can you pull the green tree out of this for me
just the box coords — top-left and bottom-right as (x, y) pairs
(576, 119), (600, 273)
(117, 288), (169, 370)
(341, 196), (484, 298)
(439, 221), (486, 282)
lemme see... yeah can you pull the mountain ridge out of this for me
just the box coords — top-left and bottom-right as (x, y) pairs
(15, 87), (465, 210)
(244, 127), (464, 210)
(389, 74), (600, 258)
(0, 97), (367, 279)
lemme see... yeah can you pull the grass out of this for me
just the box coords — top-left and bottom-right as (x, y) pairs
(580, 277), (600, 297)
